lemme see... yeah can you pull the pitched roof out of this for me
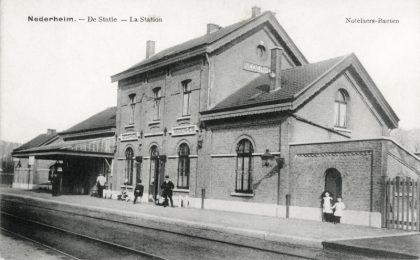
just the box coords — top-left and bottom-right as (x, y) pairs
(127, 19), (251, 71)
(60, 107), (116, 134)
(13, 133), (58, 152)
(111, 11), (307, 82)
(209, 55), (345, 112)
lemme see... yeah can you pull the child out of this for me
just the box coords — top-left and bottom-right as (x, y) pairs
(332, 197), (346, 224)
(322, 191), (334, 222)
(118, 189), (129, 201)
(133, 180), (144, 204)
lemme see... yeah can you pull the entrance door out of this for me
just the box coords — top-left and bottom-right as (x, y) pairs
(149, 146), (159, 203)
(324, 168), (342, 199)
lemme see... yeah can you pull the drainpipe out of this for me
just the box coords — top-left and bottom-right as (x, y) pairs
(277, 123), (281, 206)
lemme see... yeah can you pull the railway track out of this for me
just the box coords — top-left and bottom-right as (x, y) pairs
(0, 197), (316, 260)
(1, 211), (167, 260)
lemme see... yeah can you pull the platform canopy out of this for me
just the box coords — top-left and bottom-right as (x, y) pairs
(12, 136), (115, 160)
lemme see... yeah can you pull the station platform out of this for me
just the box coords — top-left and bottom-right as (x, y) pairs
(1, 187), (419, 259)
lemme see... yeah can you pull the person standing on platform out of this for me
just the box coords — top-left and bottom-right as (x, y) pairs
(332, 197), (346, 224)
(96, 173), (106, 198)
(51, 172), (59, 196)
(133, 180), (144, 204)
(321, 191), (334, 222)
(161, 175), (174, 207)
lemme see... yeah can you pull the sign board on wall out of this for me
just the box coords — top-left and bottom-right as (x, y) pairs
(243, 62), (270, 74)
(171, 125), (198, 137)
(119, 132), (140, 142)
(28, 156), (35, 165)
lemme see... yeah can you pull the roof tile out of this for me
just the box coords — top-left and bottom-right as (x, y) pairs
(60, 107), (116, 134)
(211, 55), (345, 111)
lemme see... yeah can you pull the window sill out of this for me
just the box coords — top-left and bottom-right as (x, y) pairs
(173, 188), (189, 193)
(148, 121), (160, 126)
(177, 116), (191, 122)
(230, 192), (254, 197)
(333, 127), (352, 133)
(124, 124), (135, 129)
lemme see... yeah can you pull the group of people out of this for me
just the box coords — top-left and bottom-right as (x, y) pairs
(321, 191), (346, 224)
(95, 173), (174, 208)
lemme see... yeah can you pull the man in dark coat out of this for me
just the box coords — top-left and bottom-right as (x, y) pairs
(161, 175), (174, 207)
(51, 172), (59, 196)
(133, 180), (144, 204)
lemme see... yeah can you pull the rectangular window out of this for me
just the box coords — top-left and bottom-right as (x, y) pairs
(334, 102), (347, 128)
(182, 81), (191, 116)
(153, 88), (161, 121)
(129, 94), (136, 125)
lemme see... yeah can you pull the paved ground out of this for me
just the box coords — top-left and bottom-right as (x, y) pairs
(0, 187), (409, 245)
(323, 233), (420, 259)
(0, 230), (71, 260)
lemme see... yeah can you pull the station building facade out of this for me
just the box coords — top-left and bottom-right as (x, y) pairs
(110, 7), (420, 227)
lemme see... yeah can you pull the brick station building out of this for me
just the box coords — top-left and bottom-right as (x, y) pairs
(110, 7), (420, 227)
(11, 7), (419, 227)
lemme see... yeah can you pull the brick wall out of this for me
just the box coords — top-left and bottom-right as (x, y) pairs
(113, 60), (205, 197)
(289, 140), (384, 212)
(202, 115), (283, 203)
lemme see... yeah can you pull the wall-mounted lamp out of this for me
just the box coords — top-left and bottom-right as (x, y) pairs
(261, 149), (275, 167)
(276, 157), (285, 169)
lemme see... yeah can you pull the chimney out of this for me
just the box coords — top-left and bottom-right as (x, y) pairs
(207, 23), (221, 34)
(251, 6), (261, 18)
(146, 40), (155, 59)
(47, 129), (56, 135)
(270, 47), (283, 91)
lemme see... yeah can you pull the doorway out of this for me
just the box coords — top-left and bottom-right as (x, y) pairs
(149, 146), (159, 203)
(324, 168), (342, 199)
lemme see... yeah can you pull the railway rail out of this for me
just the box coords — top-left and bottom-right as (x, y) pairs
(1, 211), (167, 260)
(0, 196), (316, 260)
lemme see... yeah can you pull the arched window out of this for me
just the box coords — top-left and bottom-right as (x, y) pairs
(236, 139), (253, 193)
(177, 143), (190, 189)
(125, 147), (134, 185)
(256, 45), (266, 59)
(334, 89), (349, 128)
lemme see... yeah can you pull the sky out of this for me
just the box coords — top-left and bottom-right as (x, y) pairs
(1, 0), (419, 144)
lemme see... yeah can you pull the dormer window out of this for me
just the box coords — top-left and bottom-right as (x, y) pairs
(334, 89), (349, 128)
(128, 94), (136, 125)
(182, 80), (191, 116)
(153, 88), (161, 121)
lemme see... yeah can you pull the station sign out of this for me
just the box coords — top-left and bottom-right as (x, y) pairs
(243, 62), (270, 74)
(171, 125), (198, 137)
(29, 156), (35, 165)
(119, 132), (140, 142)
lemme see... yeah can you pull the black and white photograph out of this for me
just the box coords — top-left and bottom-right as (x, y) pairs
(1, 0), (419, 259)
